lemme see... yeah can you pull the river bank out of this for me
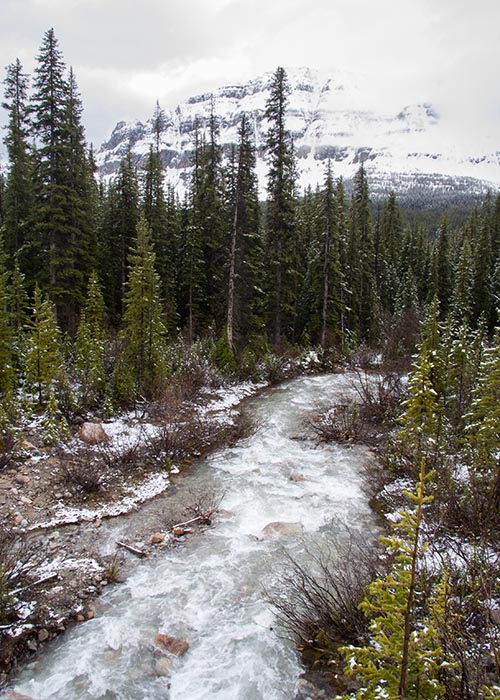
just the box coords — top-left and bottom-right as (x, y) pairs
(2, 372), (377, 700)
(0, 380), (267, 685)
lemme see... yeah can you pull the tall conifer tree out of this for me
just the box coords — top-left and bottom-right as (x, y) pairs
(2, 59), (33, 269)
(115, 215), (167, 400)
(264, 67), (297, 345)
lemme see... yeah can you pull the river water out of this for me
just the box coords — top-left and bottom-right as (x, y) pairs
(12, 373), (376, 700)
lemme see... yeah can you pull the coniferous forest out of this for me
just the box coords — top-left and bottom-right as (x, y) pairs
(1, 29), (500, 698)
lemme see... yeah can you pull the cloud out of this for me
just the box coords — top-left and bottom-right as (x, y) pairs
(0, 0), (499, 148)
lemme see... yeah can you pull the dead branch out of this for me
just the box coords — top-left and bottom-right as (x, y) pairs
(11, 572), (59, 595)
(116, 541), (146, 558)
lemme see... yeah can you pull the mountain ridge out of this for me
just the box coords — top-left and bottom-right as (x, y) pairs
(95, 67), (500, 205)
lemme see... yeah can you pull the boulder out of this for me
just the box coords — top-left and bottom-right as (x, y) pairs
(155, 634), (189, 656)
(78, 422), (111, 445)
(154, 656), (173, 676)
(0, 692), (36, 700)
(261, 521), (304, 539)
(38, 628), (49, 642)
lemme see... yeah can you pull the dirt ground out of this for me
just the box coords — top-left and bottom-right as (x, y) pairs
(0, 384), (260, 685)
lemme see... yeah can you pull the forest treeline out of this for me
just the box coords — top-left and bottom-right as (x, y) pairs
(0, 29), (499, 416)
(0, 29), (500, 698)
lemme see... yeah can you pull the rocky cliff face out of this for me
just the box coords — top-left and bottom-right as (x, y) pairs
(95, 67), (500, 203)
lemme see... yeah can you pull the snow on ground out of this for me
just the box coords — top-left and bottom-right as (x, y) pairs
(29, 380), (265, 531)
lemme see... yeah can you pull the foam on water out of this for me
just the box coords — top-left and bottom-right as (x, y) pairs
(13, 373), (375, 700)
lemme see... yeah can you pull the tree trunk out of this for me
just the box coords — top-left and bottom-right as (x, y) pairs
(226, 204), (238, 350)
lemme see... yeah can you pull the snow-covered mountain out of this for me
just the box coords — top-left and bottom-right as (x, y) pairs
(95, 67), (500, 204)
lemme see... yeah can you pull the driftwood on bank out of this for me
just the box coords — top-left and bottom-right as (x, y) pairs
(11, 572), (59, 595)
(116, 541), (146, 558)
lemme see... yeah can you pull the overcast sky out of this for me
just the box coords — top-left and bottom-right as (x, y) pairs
(1, 0), (500, 149)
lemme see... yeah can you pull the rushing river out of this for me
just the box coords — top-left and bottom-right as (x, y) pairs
(12, 373), (376, 700)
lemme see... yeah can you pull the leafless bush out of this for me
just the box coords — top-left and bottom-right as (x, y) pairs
(146, 394), (254, 469)
(0, 429), (17, 470)
(61, 457), (102, 494)
(96, 432), (145, 472)
(267, 526), (381, 657)
(181, 486), (226, 524)
(426, 540), (500, 699)
(160, 485), (226, 530)
(0, 522), (39, 623)
(308, 401), (360, 443)
(380, 309), (421, 374)
(146, 409), (206, 466)
(349, 368), (405, 424)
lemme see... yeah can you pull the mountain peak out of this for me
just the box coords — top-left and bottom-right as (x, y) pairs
(96, 67), (500, 202)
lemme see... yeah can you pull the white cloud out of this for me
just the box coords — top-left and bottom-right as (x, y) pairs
(0, 0), (499, 148)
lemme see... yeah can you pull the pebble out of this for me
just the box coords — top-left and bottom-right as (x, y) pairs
(20, 496), (33, 504)
(26, 639), (38, 652)
(76, 614), (85, 622)
(15, 474), (30, 485)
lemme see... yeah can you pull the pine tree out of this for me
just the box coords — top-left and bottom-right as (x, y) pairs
(471, 211), (493, 327)
(378, 191), (403, 313)
(41, 387), (69, 444)
(142, 143), (177, 329)
(430, 216), (452, 317)
(31, 29), (94, 331)
(178, 166), (207, 342)
(0, 234), (15, 396)
(24, 285), (65, 407)
(388, 298), (444, 476)
(341, 462), (444, 700)
(294, 186), (323, 343)
(346, 165), (378, 342)
(264, 67), (297, 345)
(320, 163), (341, 347)
(2, 59), (33, 269)
(226, 114), (263, 350)
(450, 235), (474, 324)
(465, 327), (500, 517)
(115, 215), (167, 400)
(100, 151), (139, 322)
(74, 272), (106, 408)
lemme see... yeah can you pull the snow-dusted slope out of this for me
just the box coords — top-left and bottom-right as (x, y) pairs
(95, 67), (500, 202)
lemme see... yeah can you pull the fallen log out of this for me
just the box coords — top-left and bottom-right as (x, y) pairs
(116, 541), (146, 558)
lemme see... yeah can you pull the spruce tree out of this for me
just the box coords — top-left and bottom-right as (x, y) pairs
(226, 114), (263, 350)
(471, 213), (493, 327)
(320, 163), (341, 347)
(0, 235), (15, 396)
(74, 272), (106, 408)
(341, 462), (444, 700)
(378, 191), (403, 313)
(31, 29), (94, 331)
(100, 151), (139, 322)
(24, 285), (65, 407)
(264, 67), (297, 345)
(142, 143), (177, 330)
(450, 235), (474, 324)
(465, 327), (500, 517)
(2, 59), (33, 269)
(430, 216), (452, 317)
(115, 215), (167, 400)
